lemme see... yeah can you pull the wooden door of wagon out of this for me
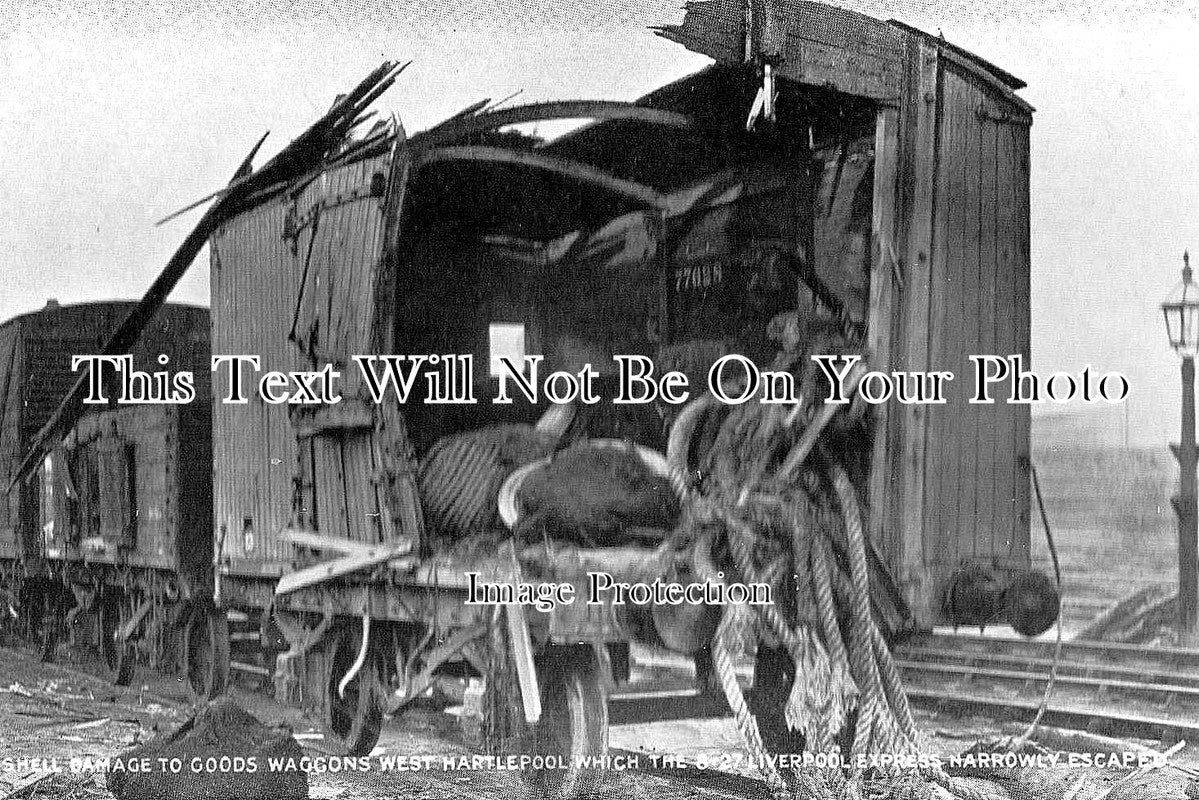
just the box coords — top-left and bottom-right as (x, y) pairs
(286, 144), (425, 557)
(287, 149), (397, 551)
(210, 134), (424, 749)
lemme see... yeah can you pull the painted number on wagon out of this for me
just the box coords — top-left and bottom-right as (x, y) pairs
(675, 262), (723, 291)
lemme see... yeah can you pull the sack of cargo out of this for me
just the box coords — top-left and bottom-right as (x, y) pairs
(506, 440), (680, 547)
(418, 424), (558, 541)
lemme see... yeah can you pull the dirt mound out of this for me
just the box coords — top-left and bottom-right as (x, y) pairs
(107, 696), (306, 800)
(515, 443), (678, 546)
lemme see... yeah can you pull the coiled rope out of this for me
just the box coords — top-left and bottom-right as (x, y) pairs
(668, 353), (1013, 800)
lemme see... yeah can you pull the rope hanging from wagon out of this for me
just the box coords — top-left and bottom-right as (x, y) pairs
(667, 339), (1012, 800)
(1012, 464), (1064, 748)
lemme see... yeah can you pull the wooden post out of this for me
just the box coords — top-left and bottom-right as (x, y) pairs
(1175, 355), (1198, 641)
(865, 106), (900, 573)
(896, 40), (941, 624)
(499, 540), (541, 725)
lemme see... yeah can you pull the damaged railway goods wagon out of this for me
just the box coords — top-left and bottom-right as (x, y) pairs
(8, 0), (1057, 793)
(201, 0), (1052, 776)
(0, 301), (212, 686)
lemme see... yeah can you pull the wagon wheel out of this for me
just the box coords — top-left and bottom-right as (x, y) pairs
(323, 624), (384, 756)
(525, 646), (608, 800)
(38, 591), (60, 664)
(185, 604), (230, 700)
(98, 594), (136, 686)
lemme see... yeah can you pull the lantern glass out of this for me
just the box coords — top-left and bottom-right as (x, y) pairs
(1163, 261), (1199, 357)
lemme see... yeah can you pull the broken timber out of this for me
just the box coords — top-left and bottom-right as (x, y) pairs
(7, 60), (411, 490)
(275, 529), (415, 595)
(418, 146), (668, 209)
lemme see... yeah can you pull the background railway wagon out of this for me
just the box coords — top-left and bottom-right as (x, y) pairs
(36, 397), (215, 684)
(0, 301), (210, 680)
(209, 0), (1036, 649)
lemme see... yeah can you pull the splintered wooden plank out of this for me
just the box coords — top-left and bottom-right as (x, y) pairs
(312, 436), (350, 541)
(498, 540), (541, 725)
(281, 528), (391, 555)
(341, 434), (379, 544)
(275, 539), (414, 594)
(420, 147), (667, 209)
(413, 101), (691, 150)
(290, 154), (389, 365)
(898, 40), (939, 618)
(654, 0), (907, 100)
(327, 165), (370, 355)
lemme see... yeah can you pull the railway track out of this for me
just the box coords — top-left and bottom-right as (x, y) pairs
(896, 632), (1199, 743)
(617, 635), (1199, 746)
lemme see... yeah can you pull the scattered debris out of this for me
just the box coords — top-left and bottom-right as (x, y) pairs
(307, 789), (345, 800)
(72, 718), (109, 730)
(1078, 585), (1175, 643)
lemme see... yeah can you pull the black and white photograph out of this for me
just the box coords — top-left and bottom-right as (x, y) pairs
(0, 1), (1197, 798)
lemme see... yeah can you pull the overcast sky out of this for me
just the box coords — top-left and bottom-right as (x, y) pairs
(1, 0), (1197, 446)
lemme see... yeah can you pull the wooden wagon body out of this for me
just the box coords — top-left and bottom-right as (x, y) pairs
(211, 0), (1034, 642)
(31, 399), (215, 678)
(0, 302), (212, 679)
(0, 302), (209, 573)
(0, 0), (1038, 773)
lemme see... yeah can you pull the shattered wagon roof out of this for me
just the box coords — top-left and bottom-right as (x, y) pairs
(654, 0), (1028, 106)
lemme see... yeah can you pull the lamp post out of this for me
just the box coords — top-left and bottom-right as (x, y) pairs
(1162, 251), (1199, 642)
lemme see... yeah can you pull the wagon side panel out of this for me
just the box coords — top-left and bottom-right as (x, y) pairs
(211, 200), (306, 573)
(923, 58), (1033, 602)
(211, 152), (394, 574)
(289, 153), (393, 548)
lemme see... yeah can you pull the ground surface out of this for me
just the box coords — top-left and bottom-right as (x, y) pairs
(0, 444), (1188, 798)
(2, 642), (1197, 800)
